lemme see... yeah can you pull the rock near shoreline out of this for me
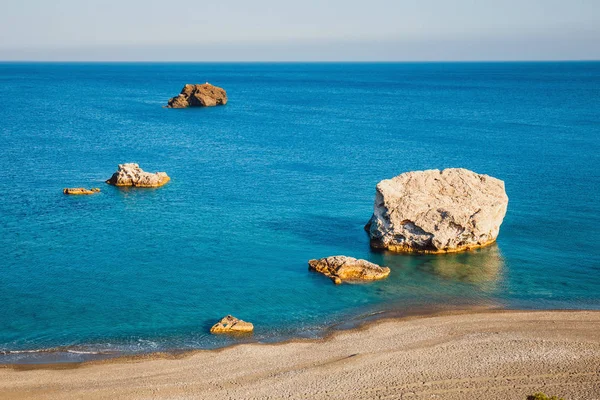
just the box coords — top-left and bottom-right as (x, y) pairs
(308, 256), (390, 284)
(210, 315), (254, 334)
(365, 168), (508, 254)
(106, 163), (170, 188)
(166, 83), (227, 108)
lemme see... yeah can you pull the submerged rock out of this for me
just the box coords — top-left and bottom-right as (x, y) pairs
(308, 256), (390, 284)
(365, 168), (508, 254)
(106, 163), (170, 188)
(63, 187), (100, 195)
(166, 83), (228, 108)
(210, 315), (254, 334)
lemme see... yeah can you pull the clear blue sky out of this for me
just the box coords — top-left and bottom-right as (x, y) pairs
(1, 0), (598, 61)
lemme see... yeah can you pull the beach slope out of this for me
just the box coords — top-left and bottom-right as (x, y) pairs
(1, 310), (599, 399)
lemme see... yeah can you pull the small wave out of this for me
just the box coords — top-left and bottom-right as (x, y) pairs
(1, 347), (105, 356)
(66, 350), (102, 355)
(137, 339), (159, 348)
(1, 348), (58, 355)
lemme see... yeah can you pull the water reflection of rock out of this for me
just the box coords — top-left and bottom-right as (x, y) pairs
(381, 244), (505, 290)
(423, 245), (504, 288)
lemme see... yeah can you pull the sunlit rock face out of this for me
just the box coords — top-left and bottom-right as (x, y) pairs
(106, 163), (170, 188)
(366, 168), (508, 254)
(166, 83), (227, 108)
(308, 256), (390, 284)
(63, 188), (100, 195)
(210, 315), (254, 334)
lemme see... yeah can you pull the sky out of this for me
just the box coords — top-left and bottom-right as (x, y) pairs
(0, 0), (598, 61)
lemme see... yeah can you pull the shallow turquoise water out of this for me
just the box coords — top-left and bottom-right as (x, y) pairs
(0, 62), (599, 362)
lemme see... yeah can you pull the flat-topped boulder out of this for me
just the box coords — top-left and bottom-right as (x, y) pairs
(210, 315), (254, 334)
(365, 168), (508, 254)
(63, 188), (100, 195)
(166, 83), (227, 108)
(308, 256), (390, 285)
(106, 163), (170, 188)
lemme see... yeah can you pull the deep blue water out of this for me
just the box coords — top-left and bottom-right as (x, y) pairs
(1, 62), (599, 362)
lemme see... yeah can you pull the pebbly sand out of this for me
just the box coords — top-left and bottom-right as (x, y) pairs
(1, 310), (599, 399)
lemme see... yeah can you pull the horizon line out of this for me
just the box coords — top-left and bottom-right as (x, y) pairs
(1, 59), (599, 64)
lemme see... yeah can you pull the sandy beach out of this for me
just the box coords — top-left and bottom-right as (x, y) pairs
(1, 310), (599, 399)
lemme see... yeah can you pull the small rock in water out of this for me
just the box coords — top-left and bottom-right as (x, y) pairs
(210, 315), (254, 334)
(166, 83), (227, 108)
(105, 163), (170, 188)
(365, 168), (508, 253)
(308, 256), (390, 284)
(63, 188), (100, 195)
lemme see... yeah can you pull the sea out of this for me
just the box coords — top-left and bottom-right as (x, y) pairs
(0, 62), (599, 363)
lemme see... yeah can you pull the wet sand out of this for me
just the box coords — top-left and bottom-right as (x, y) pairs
(1, 310), (599, 399)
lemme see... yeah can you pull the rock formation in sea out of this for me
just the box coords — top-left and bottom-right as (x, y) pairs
(105, 163), (170, 188)
(365, 168), (508, 254)
(63, 188), (100, 195)
(210, 315), (254, 334)
(308, 256), (390, 284)
(166, 83), (228, 108)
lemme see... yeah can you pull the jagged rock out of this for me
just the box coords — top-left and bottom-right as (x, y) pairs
(63, 188), (100, 195)
(106, 163), (170, 188)
(210, 315), (254, 334)
(308, 256), (390, 284)
(365, 168), (508, 253)
(166, 83), (227, 108)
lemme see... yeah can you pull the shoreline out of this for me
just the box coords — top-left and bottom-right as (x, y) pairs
(1, 309), (598, 399)
(0, 307), (595, 368)
(1, 302), (517, 367)
(1, 303), (500, 366)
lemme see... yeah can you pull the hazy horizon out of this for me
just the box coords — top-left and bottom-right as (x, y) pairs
(1, 0), (599, 62)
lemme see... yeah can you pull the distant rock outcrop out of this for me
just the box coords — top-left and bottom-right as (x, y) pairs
(63, 188), (100, 195)
(166, 83), (227, 108)
(308, 256), (390, 284)
(210, 315), (254, 334)
(365, 168), (508, 253)
(106, 163), (170, 188)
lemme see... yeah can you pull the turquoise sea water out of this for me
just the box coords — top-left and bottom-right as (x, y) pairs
(1, 62), (599, 363)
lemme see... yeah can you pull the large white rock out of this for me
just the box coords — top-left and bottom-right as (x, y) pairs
(106, 163), (170, 188)
(366, 168), (508, 253)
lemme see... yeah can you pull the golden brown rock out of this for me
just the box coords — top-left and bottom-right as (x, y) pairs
(308, 256), (390, 284)
(63, 188), (100, 195)
(210, 315), (254, 334)
(106, 163), (170, 188)
(166, 83), (228, 108)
